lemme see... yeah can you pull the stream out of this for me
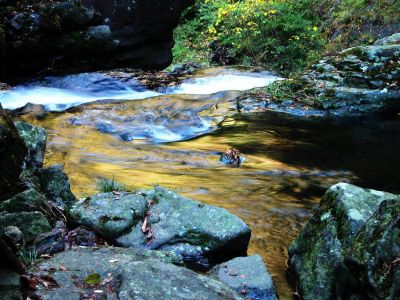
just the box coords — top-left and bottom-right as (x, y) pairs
(1, 67), (400, 299)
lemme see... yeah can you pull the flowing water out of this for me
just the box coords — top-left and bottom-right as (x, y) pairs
(1, 67), (400, 299)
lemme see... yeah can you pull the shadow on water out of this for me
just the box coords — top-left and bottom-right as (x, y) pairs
(213, 111), (400, 194)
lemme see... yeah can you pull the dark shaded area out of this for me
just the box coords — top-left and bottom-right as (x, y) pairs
(214, 111), (400, 194)
(0, 0), (194, 83)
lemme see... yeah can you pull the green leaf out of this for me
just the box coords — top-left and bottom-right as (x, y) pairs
(84, 273), (101, 285)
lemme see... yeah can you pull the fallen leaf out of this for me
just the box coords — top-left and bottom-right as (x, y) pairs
(59, 265), (67, 271)
(21, 275), (38, 290)
(38, 275), (59, 288)
(100, 277), (113, 285)
(141, 216), (148, 233)
(84, 273), (101, 285)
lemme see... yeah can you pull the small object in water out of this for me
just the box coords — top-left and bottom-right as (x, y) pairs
(220, 148), (245, 167)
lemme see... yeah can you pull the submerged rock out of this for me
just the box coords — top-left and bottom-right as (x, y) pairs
(209, 255), (277, 300)
(288, 183), (400, 299)
(29, 247), (243, 300)
(69, 186), (251, 264)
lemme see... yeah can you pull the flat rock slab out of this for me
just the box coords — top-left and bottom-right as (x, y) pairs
(30, 247), (242, 300)
(209, 255), (277, 300)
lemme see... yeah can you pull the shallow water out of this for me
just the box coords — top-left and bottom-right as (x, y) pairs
(6, 68), (400, 299)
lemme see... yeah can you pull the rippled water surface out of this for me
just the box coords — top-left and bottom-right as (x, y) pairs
(4, 68), (400, 299)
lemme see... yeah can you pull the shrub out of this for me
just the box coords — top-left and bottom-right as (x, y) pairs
(173, 0), (326, 74)
(96, 176), (129, 193)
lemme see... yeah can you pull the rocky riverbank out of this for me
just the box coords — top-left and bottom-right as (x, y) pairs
(238, 33), (400, 117)
(0, 105), (277, 300)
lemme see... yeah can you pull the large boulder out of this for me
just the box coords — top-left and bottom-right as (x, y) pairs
(208, 255), (277, 300)
(1, 0), (194, 81)
(14, 121), (47, 170)
(288, 183), (400, 299)
(0, 105), (27, 201)
(69, 186), (251, 264)
(29, 247), (243, 300)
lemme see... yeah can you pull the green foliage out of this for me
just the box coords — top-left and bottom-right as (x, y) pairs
(19, 247), (39, 267)
(173, 0), (326, 74)
(96, 176), (129, 193)
(260, 79), (326, 106)
(174, 0), (399, 73)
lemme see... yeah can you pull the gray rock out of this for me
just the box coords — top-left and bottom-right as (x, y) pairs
(288, 183), (400, 300)
(69, 186), (251, 263)
(209, 255), (277, 300)
(0, 211), (51, 243)
(69, 192), (148, 239)
(116, 186), (251, 262)
(30, 247), (242, 300)
(374, 33), (400, 46)
(15, 121), (47, 169)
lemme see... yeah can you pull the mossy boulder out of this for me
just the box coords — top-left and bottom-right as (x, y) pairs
(15, 121), (47, 170)
(69, 186), (251, 264)
(0, 105), (27, 201)
(288, 183), (400, 299)
(0, 211), (51, 243)
(21, 165), (77, 209)
(0, 189), (49, 214)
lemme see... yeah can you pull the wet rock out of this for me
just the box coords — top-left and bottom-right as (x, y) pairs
(209, 255), (277, 300)
(0, 105), (27, 201)
(220, 149), (245, 167)
(0, 211), (51, 243)
(169, 63), (203, 77)
(22, 165), (77, 209)
(15, 121), (47, 170)
(1, 0), (195, 81)
(29, 247), (242, 300)
(70, 186), (251, 264)
(288, 183), (400, 299)
(12, 103), (47, 118)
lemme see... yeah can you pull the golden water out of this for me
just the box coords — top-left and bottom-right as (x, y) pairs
(16, 69), (400, 299)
